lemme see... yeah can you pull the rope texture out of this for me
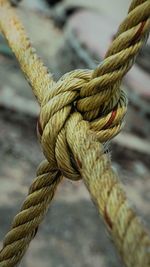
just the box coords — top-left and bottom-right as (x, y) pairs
(0, 0), (150, 266)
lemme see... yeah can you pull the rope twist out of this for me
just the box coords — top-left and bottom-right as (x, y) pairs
(37, 69), (127, 181)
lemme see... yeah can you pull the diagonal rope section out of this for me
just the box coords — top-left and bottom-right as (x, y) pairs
(0, 0), (150, 267)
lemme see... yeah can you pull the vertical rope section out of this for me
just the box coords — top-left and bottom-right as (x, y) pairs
(0, 0), (55, 105)
(66, 113), (150, 267)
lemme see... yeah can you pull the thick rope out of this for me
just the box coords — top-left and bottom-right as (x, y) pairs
(0, 0), (150, 267)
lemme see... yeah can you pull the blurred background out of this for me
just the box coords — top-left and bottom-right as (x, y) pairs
(0, 0), (150, 267)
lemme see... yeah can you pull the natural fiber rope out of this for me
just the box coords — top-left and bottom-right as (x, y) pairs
(0, 0), (150, 267)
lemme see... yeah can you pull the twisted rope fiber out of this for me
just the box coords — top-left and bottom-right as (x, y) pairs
(0, 0), (150, 266)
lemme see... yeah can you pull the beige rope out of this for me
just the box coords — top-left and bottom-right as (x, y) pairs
(0, 0), (150, 267)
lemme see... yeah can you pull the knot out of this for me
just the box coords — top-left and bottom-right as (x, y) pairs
(37, 69), (127, 181)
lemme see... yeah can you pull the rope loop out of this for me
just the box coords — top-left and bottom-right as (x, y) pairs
(37, 69), (127, 181)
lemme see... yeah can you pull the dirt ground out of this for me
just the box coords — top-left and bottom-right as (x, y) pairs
(0, 1), (150, 267)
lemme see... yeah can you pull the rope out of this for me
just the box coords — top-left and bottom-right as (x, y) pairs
(0, 0), (150, 266)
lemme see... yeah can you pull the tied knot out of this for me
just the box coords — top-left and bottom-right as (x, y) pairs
(37, 69), (127, 181)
